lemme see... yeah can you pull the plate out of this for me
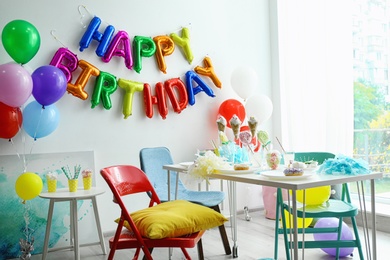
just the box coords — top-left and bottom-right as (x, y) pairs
(304, 166), (318, 172)
(215, 167), (260, 174)
(261, 170), (314, 180)
(179, 162), (194, 168)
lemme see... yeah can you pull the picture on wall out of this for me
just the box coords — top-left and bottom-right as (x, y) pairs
(0, 151), (96, 258)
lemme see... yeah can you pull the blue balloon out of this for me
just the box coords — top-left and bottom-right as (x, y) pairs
(22, 101), (60, 139)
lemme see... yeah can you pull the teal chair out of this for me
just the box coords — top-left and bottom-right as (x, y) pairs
(274, 152), (364, 260)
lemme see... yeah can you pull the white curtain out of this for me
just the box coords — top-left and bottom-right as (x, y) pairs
(271, 0), (354, 155)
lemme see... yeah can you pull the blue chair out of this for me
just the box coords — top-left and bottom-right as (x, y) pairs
(274, 152), (364, 260)
(139, 147), (231, 255)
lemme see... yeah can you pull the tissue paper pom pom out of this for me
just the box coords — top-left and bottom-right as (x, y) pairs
(317, 155), (371, 175)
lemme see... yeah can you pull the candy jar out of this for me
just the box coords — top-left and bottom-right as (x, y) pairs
(266, 150), (281, 170)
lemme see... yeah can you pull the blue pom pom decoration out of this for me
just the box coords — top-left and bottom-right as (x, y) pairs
(317, 155), (371, 175)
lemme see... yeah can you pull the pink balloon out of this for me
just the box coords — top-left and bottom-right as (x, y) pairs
(0, 63), (33, 107)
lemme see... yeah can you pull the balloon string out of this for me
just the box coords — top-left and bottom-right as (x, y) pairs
(170, 23), (192, 35)
(24, 108), (43, 170)
(50, 30), (66, 48)
(78, 5), (93, 29)
(9, 124), (28, 172)
(23, 201), (34, 240)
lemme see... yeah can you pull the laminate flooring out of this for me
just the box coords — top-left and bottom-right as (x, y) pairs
(16, 210), (390, 260)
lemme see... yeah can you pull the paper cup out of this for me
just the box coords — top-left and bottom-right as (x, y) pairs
(83, 176), (92, 190)
(68, 179), (78, 192)
(283, 151), (295, 165)
(47, 179), (57, 192)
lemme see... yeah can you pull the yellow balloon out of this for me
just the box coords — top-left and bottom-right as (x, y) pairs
(15, 172), (43, 201)
(296, 185), (331, 205)
(283, 210), (313, 228)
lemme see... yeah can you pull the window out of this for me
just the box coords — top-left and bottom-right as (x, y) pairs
(353, 0), (390, 206)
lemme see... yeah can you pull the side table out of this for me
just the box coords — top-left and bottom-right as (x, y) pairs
(39, 187), (107, 260)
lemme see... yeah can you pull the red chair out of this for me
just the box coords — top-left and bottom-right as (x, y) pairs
(100, 165), (205, 260)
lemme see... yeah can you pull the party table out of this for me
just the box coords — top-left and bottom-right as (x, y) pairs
(39, 187), (107, 260)
(163, 164), (382, 259)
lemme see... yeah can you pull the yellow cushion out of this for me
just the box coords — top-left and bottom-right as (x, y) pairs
(115, 200), (228, 239)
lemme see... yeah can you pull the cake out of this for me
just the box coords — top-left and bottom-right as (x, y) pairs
(283, 167), (304, 176)
(234, 164), (250, 171)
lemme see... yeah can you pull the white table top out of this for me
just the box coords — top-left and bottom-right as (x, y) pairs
(163, 164), (383, 190)
(39, 187), (105, 199)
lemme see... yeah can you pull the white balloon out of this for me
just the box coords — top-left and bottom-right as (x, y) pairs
(245, 95), (273, 125)
(230, 66), (258, 100)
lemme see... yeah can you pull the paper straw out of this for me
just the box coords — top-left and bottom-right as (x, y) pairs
(275, 137), (287, 154)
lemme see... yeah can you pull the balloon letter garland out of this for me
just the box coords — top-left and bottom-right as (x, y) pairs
(143, 82), (168, 119)
(45, 15), (223, 119)
(170, 27), (194, 64)
(79, 16), (115, 57)
(50, 47), (79, 82)
(67, 60), (100, 100)
(164, 78), (188, 114)
(133, 36), (156, 74)
(153, 35), (175, 74)
(91, 71), (118, 110)
(118, 78), (144, 119)
(102, 30), (133, 70)
(194, 57), (222, 88)
(185, 70), (215, 105)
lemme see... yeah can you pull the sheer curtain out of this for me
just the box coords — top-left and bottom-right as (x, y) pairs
(271, 0), (354, 155)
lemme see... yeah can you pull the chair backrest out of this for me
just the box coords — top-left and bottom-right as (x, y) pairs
(100, 165), (161, 205)
(139, 147), (187, 200)
(294, 152), (335, 164)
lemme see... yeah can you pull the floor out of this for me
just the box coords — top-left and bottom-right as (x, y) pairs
(15, 210), (390, 260)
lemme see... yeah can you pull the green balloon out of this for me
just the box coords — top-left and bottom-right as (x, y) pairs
(1, 20), (40, 64)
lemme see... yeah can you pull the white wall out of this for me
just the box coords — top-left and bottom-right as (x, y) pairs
(0, 0), (273, 232)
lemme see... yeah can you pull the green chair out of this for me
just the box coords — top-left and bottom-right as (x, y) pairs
(274, 152), (364, 260)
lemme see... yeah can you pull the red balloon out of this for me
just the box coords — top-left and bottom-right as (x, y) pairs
(218, 99), (246, 128)
(0, 102), (23, 139)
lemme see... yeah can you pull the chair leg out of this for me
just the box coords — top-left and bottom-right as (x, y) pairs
(212, 205), (232, 255)
(276, 188), (291, 260)
(197, 239), (204, 260)
(142, 248), (153, 260)
(350, 217), (364, 259)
